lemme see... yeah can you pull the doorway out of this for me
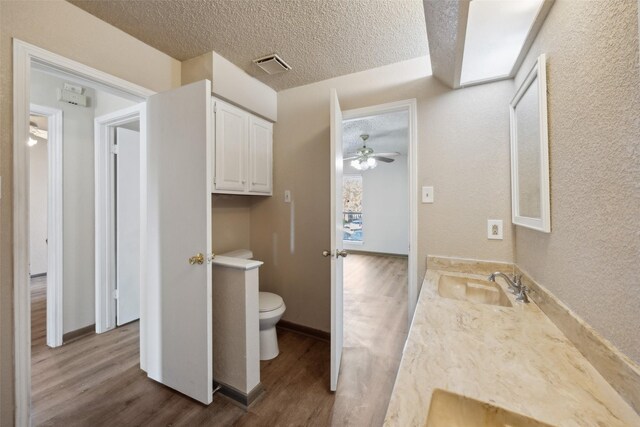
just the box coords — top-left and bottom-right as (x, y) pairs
(13, 39), (153, 426)
(336, 109), (412, 423)
(329, 94), (418, 394)
(341, 100), (418, 320)
(94, 105), (145, 335)
(28, 105), (63, 349)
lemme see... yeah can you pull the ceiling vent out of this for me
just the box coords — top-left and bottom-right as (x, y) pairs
(253, 54), (291, 75)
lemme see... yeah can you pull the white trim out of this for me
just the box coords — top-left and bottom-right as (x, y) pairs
(342, 98), (419, 327)
(94, 104), (146, 335)
(509, 53), (551, 233)
(13, 38), (31, 427)
(13, 39), (153, 426)
(30, 103), (64, 349)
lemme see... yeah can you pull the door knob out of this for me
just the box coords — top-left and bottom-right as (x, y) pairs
(322, 250), (333, 257)
(337, 250), (348, 258)
(189, 253), (205, 265)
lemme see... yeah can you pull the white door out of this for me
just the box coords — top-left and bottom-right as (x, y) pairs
(329, 89), (345, 391)
(146, 80), (213, 404)
(248, 116), (273, 194)
(116, 127), (141, 326)
(214, 99), (248, 192)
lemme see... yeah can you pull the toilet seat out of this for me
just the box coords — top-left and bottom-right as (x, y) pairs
(259, 292), (283, 312)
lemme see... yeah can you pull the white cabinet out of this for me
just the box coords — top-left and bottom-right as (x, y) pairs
(214, 100), (248, 192)
(213, 98), (273, 195)
(248, 116), (273, 194)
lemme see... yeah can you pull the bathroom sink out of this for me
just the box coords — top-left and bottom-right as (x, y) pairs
(426, 389), (553, 427)
(438, 275), (512, 307)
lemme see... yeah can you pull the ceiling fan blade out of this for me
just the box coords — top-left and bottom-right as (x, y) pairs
(343, 155), (360, 161)
(373, 156), (395, 163)
(373, 152), (400, 157)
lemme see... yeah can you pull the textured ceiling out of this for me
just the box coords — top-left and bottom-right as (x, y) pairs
(343, 110), (409, 156)
(69, 0), (428, 91)
(423, 0), (468, 88)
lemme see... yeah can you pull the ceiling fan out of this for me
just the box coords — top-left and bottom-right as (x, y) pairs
(344, 134), (399, 171)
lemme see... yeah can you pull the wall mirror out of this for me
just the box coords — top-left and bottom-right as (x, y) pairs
(509, 53), (551, 233)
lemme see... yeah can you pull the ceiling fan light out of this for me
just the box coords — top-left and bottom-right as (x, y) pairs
(367, 157), (377, 168)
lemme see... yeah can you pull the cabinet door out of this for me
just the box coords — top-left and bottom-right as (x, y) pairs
(214, 99), (248, 191)
(248, 116), (273, 194)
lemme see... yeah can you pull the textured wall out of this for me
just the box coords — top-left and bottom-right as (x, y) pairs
(250, 56), (514, 331)
(0, 1), (180, 423)
(422, 0), (466, 87)
(514, 0), (640, 363)
(211, 195), (253, 255)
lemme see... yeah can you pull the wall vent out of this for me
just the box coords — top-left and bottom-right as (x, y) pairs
(253, 54), (292, 75)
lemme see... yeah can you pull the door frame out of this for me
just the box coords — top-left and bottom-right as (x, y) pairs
(94, 104), (146, 334)
(29, 103), (64, 348)
(341, 98), (419, 326)
(13, 39), (153, 426)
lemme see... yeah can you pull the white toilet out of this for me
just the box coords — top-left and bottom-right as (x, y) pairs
(220, 249), (286, 361)
(258, 292), (286, 360)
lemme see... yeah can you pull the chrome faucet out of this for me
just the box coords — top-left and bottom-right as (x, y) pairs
(488, 272), (529, 303)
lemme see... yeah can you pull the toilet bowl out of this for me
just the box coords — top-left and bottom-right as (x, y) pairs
(220, 249), (286, 361)
(259, 292), (286, 360)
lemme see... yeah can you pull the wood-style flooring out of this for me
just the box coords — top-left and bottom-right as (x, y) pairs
(30, 254), (408, 426)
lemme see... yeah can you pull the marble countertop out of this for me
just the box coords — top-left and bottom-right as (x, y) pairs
(383, 269), (640, 426)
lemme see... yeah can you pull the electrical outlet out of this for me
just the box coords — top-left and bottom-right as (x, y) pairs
(284, 190), (291, 203)
(422, 186), (434, 203)
(487, 220), (503, 240)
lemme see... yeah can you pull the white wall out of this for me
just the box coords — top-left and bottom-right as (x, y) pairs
(343, 155), (409, 255)
(95, 90), (139, 118)
(29, 135), (48, 276)
(30, 69), (135, 334)
(31, 69), (97, 334)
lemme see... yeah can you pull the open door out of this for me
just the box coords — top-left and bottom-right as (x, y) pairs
(115, 127), (141, 326)
(329, 89), (345, 391)
(145, 80), (213, 404)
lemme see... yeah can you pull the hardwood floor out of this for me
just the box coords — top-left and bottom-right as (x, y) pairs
(30, 254), (407, 426)
(336, 253), (408, 426)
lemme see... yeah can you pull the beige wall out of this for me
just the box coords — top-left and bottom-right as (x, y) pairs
(513, 0), (640, 363)
(0, 1), (180, 423)
(250, 56), (514, 331)
(211, 195), (253, 255)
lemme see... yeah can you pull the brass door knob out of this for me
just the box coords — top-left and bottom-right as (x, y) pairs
(337, 250), (348, 258)
(189, 253), (205, 265)
(322, 250), (332, 257)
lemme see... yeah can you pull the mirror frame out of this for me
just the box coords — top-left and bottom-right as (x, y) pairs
(509, 53), (551, 233)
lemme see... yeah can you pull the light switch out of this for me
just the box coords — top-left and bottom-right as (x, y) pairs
(422, 186), (434, 203)
(284, 190), (291, 203)
(487, 220), (503, 240)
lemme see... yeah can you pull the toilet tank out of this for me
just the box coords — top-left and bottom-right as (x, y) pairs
(219, 249), (253, 259)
